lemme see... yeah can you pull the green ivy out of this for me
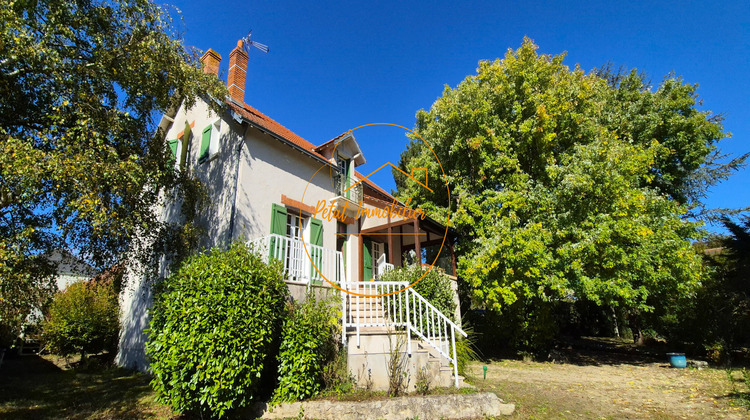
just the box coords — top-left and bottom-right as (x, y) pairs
(145, 242), (288, 418)
(273, 292), (339, 403)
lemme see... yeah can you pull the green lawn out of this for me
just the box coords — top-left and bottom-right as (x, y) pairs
(0, 354), (173, 419)
(466, 355), (750, 419)
(3, 347), (749, 419)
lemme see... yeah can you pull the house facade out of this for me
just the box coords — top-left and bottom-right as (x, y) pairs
(117, 40), (465, 389)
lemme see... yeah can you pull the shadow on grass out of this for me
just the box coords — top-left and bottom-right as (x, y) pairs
(0, 354), (172, 420)
(547, 336), (672, 367)
(480, 336), (673, 368)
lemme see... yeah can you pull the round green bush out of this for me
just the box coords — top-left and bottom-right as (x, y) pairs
(43, 279), (119, 357)
(146, 242), (288, 418)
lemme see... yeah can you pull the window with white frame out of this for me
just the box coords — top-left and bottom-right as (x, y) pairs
(285, 213), (309, 282)
(286, 213), (305, 241)
(199, 118), (221, 164)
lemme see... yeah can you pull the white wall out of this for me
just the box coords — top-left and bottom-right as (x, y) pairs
(231, 127), (337, 250)
(117, 97), (345, 370)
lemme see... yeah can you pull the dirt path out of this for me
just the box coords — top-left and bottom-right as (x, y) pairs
(467, 356), (748, 419)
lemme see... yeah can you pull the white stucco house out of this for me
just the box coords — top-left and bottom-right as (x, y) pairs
(117, 39), (466, 389)
(46, 249), (98, 291)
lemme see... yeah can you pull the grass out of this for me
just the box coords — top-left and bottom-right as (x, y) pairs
(467, 351), (750, 419)
(6, 340), (749, 419)
(726, 368), (750, 409)
(1, 352), (476, 419)
(0, 353), (174, 419)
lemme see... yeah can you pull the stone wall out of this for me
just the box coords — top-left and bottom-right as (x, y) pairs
(252, 392), (515, 419)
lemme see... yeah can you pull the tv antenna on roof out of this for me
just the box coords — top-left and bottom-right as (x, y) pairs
(241, 30), (269, 54)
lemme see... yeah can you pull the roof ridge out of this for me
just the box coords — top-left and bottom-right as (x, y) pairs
(227, 99), (396, 202)
(315, 131), (349, 150)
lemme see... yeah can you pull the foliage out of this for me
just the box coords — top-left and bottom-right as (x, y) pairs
(273, 292), (340, 403)
(145, 242), (288, 418)
(0, 254), (55, 348)
(415, 366), (431, 395)
(386, 331), (409, 397)
(320, 347), (355, 397)
(394, 38), (736, 347)
(381, 264), (457, 323)
(726, 369), (750, 409)
(0, 0), (226, 341)
(465, 300), (561, 358)
(42, 279), (119, 357)
(660, 216), (750, 360)
(454, 320), (479, 376)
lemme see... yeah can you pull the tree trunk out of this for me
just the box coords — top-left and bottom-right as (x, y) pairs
(629, 312), (643, 345)
(610, 306), (620, 338)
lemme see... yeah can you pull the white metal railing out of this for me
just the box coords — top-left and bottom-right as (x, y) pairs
(375, 254), (394, 280)
(341, 280), (467, 387)
(249, 234), (345, 286)
(334, 171), (363, 203)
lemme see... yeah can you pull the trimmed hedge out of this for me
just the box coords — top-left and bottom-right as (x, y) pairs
(146, 242), (288, 418)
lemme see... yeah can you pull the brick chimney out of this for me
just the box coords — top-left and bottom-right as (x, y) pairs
(200, 48), (221, 76)
(227, 40), (249, 104)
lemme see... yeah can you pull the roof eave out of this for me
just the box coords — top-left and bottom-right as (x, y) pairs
(231, 108), (335, 168)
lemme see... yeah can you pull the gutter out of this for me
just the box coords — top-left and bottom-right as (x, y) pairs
(230, 109), (335, 169)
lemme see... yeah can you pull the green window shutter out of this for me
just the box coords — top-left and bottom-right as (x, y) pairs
(199, 125), (211, 163)
(363, 238), (372, 281)
(179, 122), (191, 169)
(310, 218), (323, 246)
(310, 218), (323, 285)
(167, 139), (179, 166)
(269, 204), (287, 261)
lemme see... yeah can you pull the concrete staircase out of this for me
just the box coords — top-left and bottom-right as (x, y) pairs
(343, 289), (468, 391)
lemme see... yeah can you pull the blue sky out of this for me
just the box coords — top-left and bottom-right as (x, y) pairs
(170, 0), (749, 232)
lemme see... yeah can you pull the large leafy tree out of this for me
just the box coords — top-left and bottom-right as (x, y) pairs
(0, 0), (226, 344)
(395, 39), (742, 345)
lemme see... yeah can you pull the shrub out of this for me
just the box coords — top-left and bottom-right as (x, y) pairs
(273, 292), (339, 402)
(42, 279), (119, 357)
(386, 331), (409, 397)
(146, 242), (288, 418)
(321, 347), (354, 396)
(415, 366), (431, 395)
(465, 297), (559, 359)
(455, 320), (479, 376)
(380, 264), (457, 322)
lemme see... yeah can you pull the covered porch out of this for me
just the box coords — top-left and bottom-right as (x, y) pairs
(358, 214), (457, 282)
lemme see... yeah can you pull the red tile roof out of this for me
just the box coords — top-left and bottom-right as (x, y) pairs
(314, 131), (348, 152)
(228, 100), (396, 201)
(355, 170), (396, 201)
(227, 101), (329, 162)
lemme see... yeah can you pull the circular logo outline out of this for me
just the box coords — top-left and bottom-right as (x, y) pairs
(299, 122), (451, 298)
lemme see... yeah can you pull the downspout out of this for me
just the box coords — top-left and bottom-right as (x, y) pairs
(227, 123), (250, 245)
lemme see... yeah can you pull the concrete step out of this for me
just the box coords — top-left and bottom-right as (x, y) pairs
(348, 310), (387, 317)
(347, 305), (386, 311)
(346, 326), (406, 335)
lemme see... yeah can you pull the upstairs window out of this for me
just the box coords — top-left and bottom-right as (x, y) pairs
(199, 119), (221, 164)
